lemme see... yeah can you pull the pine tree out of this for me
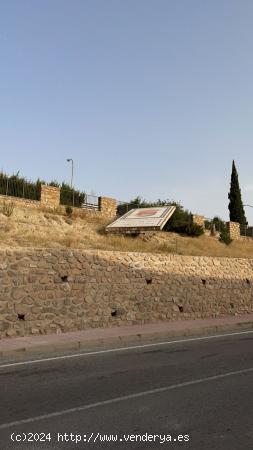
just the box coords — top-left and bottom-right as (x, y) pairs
(228, 160), (247, 226)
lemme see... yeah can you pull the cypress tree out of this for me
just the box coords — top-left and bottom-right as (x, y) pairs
(228, 160), (247, 226)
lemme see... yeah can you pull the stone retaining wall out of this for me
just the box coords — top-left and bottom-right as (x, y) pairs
(0, 195), (40, 209)
(0, 250), (253, 338)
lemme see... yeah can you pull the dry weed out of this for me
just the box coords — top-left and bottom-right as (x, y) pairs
(2, 201), (15, 217)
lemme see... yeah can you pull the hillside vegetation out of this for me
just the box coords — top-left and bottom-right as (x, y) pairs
(1, 204), (253, 258)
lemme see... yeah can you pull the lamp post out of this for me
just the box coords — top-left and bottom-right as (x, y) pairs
(66, 158), (74, 188)
(66, 158), (74, 206)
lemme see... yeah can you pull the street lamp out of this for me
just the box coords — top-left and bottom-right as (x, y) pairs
(66, 158), (74, 206)
(66, 158), (74, 188)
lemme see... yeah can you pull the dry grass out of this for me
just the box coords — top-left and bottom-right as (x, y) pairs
(1, 206), (253, 258)
(164, 233), (253, 258)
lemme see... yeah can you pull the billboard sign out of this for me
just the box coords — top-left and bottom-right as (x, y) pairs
(106, 206), (176, 233)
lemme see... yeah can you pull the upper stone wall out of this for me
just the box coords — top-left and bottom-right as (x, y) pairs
(0, 194), (40, 209)
(192, 214), (205, 228)
(0, 188), (117, 218)
(0, 249), (252, 339)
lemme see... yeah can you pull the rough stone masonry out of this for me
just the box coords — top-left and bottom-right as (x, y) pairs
(0, 249), (253, 338)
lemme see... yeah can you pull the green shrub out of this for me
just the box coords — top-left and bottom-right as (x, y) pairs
(219, 229), (232, 245)
(0, 172), (41, 200)
(60, 182), (85, 208)
(173, 222), (204, 237)
(204, 219), (211, 230)
(161, 203), (203, 236)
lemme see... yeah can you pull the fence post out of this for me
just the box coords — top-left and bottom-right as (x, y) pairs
(98, 197), (117, 218)
(192, 214), (205, 228)
(227, 221), (240, 240)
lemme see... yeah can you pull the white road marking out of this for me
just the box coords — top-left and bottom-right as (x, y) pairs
(0, 366), (253, 430)
(0, 329), (252, 369)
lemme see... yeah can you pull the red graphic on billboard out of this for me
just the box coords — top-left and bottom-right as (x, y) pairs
(135, 209), (159, 217)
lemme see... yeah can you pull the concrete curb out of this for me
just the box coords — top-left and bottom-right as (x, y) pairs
(1, 320), (253, 359)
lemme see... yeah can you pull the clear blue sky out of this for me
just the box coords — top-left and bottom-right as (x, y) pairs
(1, 0), (253, 222)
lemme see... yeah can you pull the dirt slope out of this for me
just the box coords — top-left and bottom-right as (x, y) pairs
(1, 205), (253, 258)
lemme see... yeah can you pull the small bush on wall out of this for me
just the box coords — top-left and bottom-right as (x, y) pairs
(173, 222), (204, 237)
(219, 229), (232, 245)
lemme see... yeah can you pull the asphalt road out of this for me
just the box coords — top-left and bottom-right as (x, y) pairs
(0, 331), (253, 450)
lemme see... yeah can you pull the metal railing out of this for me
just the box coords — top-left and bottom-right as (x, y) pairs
(60, 189), (99, 210)
(204, 218), (225, 233)
(82, 194), (99, 210)
(240, 224), (253, 238)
